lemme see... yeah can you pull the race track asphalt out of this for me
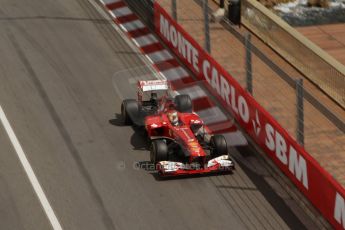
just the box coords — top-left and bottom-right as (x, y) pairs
(0, 0), (312, 229)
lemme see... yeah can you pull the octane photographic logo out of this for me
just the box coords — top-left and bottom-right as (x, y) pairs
(117, 161), (232, 172)
(133, 161), (157, 171)
(115, 161), (160, 172)
(116, 160), (126, 171)
(133, 161), (204, 171)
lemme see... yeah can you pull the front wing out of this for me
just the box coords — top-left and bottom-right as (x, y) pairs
(157, 155), (235, 177)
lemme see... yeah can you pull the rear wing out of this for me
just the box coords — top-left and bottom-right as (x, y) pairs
(138, 80), (169, 92)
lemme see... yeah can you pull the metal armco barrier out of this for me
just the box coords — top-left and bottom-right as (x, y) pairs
(172, 0), (177, 20)
(153, 2), (345, 229)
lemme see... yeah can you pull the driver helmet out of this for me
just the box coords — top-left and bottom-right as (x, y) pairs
(191, 120), (204, 135)
(167, 110), (179, 126)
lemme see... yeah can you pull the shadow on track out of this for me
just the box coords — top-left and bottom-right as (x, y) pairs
(108, 113), (124, 126)
(234, 145), (307, 230)
(109, 114), (149, 151)
(149, 170), (234, 182)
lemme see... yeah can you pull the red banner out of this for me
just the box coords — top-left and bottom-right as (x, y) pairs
(154, 3), (345, 229)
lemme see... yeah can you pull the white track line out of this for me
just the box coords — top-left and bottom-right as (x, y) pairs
(0, 105), (63, 230)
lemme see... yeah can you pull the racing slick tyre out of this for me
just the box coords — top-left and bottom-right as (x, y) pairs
(210, 135), (228, 157)
(150, 140), (168, 164)
(121, 99), (138, 125)
(175, 94), (192, 113)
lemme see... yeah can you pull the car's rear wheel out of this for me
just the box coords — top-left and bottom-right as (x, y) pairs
(175, 94), (192, 113)
(150, 139), (168, 164)
(210, 135), (228, 157)
(121, 99), (138, 125)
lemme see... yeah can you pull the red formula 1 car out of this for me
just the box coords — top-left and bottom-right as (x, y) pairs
(121, 80), (235, 177)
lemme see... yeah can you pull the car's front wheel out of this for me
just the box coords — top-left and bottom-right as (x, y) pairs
(210, 135), (228, 157)
(150, 139), (168, 164)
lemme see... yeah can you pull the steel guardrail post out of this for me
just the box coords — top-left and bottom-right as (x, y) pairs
(203, 0), (211, 53)
(296, 78), (304, 146)
(245, 33), (253, 95)
(172, 0), (177, 21)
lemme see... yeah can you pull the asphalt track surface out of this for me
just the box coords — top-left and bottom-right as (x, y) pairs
(0, 0), (314, 229)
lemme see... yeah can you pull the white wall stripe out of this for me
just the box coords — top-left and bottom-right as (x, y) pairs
(146, 50), (173, 63)
(120, 20), (145, 32)
(160, 66), (189, 81)
(0, 106), (63, 230)
(177, 85), (207, 100)
(197, 107), (228, 125)
(112, 6), (132, 17)
(132, 34), (158, 47)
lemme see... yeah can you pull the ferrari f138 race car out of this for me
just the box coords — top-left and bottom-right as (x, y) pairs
(121, 79), (235, 177)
